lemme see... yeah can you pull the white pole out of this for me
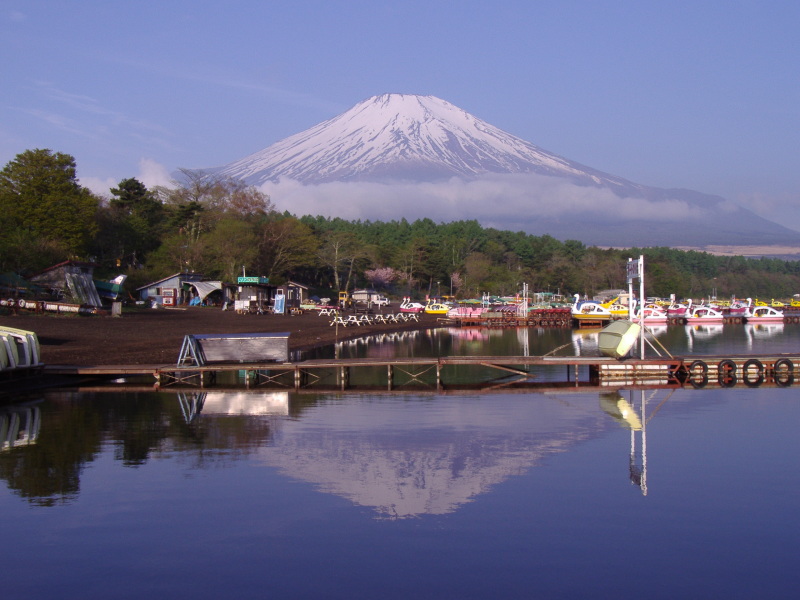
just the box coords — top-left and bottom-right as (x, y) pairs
(639, 255), (645, 359)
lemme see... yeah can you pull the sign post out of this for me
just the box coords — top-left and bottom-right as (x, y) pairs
(627, 255), (645, 359)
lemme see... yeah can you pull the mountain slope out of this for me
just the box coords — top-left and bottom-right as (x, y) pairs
(214, 94), (634, 187)
(209, 94), (800, 248)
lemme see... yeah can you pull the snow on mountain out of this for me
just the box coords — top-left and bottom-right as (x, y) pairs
(213, 93), (633, 188)
(207, 94), (800, 248)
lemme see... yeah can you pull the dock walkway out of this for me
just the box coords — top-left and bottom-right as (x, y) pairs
(42, 352), (798, 392)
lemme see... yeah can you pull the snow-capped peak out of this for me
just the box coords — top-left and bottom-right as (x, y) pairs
(211, 93), (629, 186)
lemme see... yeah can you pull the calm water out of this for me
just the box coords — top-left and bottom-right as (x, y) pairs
(1, 323), (799, 599)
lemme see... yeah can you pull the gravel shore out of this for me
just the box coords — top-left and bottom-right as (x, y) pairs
(0, 306), (440, 366)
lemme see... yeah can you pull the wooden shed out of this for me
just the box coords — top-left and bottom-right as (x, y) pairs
(136, 272), (206, 306)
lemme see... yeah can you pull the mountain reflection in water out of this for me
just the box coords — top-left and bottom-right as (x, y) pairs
(1, 389), (652, 513)
(1, 380), (798, 598)
(253, 393), (609, 518)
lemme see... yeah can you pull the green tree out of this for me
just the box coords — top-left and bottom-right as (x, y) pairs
(199, 218), (258, 281)
(94, 177), (164, 267)
(317, 231), (363, 291)
(255, 216), (318, 281)
(0, 148), (99, 256)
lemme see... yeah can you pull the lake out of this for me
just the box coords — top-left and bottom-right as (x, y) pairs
(1, 323), (799, 598)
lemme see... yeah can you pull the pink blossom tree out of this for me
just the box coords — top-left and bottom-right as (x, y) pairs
(364, 266), (398, 289)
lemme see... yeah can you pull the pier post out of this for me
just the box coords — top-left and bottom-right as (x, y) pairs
(387, 365), (393, 391)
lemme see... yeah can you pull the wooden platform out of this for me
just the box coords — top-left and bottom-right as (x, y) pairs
(41, 352), (799, 392)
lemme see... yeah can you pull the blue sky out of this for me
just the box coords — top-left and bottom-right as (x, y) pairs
(2, 1), (800, 231)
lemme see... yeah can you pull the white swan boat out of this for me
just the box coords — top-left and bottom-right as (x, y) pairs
(399, 297), (425, 313)
(571, 294), (612, 322)
(747, 305), (784, 323)
(685, 304), (726, 324)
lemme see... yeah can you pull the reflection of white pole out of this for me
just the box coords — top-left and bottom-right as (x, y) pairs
(641, 389), (648, 496)
(628, 258), (634, 321)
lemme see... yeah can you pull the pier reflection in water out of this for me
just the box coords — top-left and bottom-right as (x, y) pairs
(1, 381), (799, 598)
(315, 321), (800, 360)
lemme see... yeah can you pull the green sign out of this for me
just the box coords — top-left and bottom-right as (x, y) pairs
(237, 276), (269, 284)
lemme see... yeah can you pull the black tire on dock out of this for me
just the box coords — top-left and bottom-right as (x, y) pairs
(773, 358), (794, 387)
(690, 375), (708, 389)
(717, 359), (737, 387)
(689, 360), (708, 376)
(742, 358), (764, 387)
(773, 358), (794, 373)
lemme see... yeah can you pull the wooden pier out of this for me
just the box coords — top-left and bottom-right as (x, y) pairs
(446, 308), (572, 328)
(41, 353), (798, 392)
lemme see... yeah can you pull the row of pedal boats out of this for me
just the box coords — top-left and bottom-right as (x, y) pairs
(401, 295), (789, 324)
(571, 296), (787, 324)
(0, 327), (42, 372)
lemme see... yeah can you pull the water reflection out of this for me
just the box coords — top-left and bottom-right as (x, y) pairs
(178, 391), (289, 423)
(685, 324), (723, 352)
(571, 330), (599, 355)
(599, 390), (650, 496)
(4, 329), (800, 598)
(2, 389), (665, 512)
(1, 401), (41, 450)
(744, 322), (784, 349)
(320, 321), (800, 362)
(254, 393), (608, 519)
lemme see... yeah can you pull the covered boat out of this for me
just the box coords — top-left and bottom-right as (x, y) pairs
(598, 320), (641, 359)
(0, 326), (42, 370)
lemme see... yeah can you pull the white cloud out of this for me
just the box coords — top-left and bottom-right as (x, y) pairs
(258, 173), (712, 229)
(735, 190), (800, 232)
(78, 159), (174, 198)
(79, 175), (116, 198)
(137, 158), (174, 189)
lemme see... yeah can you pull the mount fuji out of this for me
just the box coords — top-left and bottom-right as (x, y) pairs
(208, 94), (800, 249)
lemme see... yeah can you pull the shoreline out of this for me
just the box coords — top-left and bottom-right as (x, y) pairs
(0, 306), (441, 367)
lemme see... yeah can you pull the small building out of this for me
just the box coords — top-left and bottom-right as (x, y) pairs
(224, 276), (272, 313)
(136, 272), (209, 306)
(29, 261), (102, 307)
(274, 281), (309, 311)
(351, 289), (389, 306)
(222, 278), (310, 313)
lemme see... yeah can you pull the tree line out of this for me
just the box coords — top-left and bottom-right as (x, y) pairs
(2, 148), (800, 301)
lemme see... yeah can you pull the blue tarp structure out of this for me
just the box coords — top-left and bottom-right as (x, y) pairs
(274, 293), (285, 314)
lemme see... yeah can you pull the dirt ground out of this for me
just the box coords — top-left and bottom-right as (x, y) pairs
(0, 306), (440, 366)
